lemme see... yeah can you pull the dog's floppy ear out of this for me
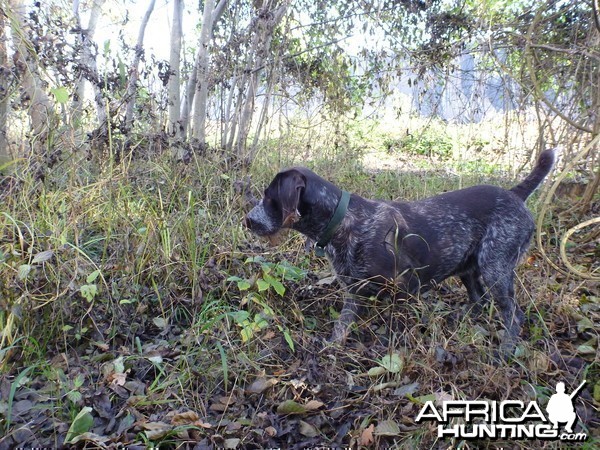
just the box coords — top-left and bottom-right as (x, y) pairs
(276, 169), (306, 227)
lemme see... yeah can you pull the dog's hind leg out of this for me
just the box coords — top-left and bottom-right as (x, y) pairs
(480, 265), (524, 357)
(460, 269), (490, 314)
(477, 226), (527, 357)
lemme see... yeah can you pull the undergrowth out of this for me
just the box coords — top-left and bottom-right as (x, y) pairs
(0, 129), (598, 448)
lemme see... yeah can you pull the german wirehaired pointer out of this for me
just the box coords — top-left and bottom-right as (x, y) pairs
(245, 149), (555, 354)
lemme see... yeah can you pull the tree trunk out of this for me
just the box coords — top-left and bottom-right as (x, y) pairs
(234, 0), (289, 158)
(123, 0), (155, 133)
(184, 0), (227, 142)
(9, 0), (55, 153)
(0, 9), (9, 163)
(72, 0), (106, 129)
(167, 0), (183, 136)
(191, 0), (216, 143)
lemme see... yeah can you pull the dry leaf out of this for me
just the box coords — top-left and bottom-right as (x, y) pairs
(219, 395), (236, 406)
(434, 391), (453, 404)
(170, 410), (200, 425)
(194, 420), (213, 429)
(108, 372), (127, 387)
(263, 330), (276, 340)
(224, 438), (240, 449)
(209, 402), (228, 412)
(226, 421), (242, 432)
(360, 424), (375, 446)
(304, 399), (324, 411)
(265, 426), (277, 437)
(299, 420), (319, 437)
(374, 419), (400, 436)
(141, 421), (172, 439)
(246, 377), (277, 394)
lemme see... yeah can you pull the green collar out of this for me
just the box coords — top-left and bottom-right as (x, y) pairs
(315, 190), (350, 257)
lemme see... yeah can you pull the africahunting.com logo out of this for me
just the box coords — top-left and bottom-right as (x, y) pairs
(415, 380), (588, 441)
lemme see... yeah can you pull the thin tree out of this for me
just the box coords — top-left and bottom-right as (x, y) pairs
(180, 0), (227, 141)
(0, 8), (9, 163)
(8, 0), (55, 154)
(232, 0), (290, 157)
(124, 0), (156, 132)
(72, 0), (107, 131)
(167, 0), (183, 136)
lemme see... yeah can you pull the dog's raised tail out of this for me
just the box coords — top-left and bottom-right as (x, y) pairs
(510, 148), (556, 201)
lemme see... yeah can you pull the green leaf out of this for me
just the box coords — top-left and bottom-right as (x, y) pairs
(51, 86), (69, 104)
(412, 393), (436, 404)
(237, 280), (251, 290)
(284, 330), (294, 351)
(240, 326), (253, 342)
(18, 264), (31, 281)
(245, 255), (264, 264)
(379, 353), (403, 374)
(256, 279), (269, 292)
(276, 262), (306, 281)
(227, 275), (243, 282)
(271, 279), (285, 296)
(32, 250), (54, 264)
(576, 315), (595, 333)
(278, 325), (295, 352)
(64, 407), (94, 443)
(119, 298), (137, 305)
(228, 310), (250, 324)
(576, 344), (596, 355)
(112, 356), (125, 374)
(80, 284), (97, 302)
(67, 390), (83, 403)
(276, 399), (307, 415)
(368, 366), (387, 377)
(73, 374), (85, 388)
(152, 317), (168, 329)
(227, 276), (251, 291)
(86, 269), (101, 283)
(254, 314), (269, 330)
(263, 273), (285, 296)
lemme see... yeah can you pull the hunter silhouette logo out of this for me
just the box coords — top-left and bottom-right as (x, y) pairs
(546, 380), (586, 433)
(415, 380), (588, 441)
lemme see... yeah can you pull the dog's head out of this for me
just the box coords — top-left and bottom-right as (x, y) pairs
(244, 169), (306, 236)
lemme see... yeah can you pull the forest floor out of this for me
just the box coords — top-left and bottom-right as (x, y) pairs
(0, 134), (599, 449)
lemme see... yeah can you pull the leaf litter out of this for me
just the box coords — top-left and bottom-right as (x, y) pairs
(0, 236), (599, 449)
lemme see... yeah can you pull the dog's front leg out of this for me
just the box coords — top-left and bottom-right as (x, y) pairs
(329, 293), (359, 344)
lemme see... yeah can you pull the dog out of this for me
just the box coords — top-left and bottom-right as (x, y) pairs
(244, 149), (555, 354)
